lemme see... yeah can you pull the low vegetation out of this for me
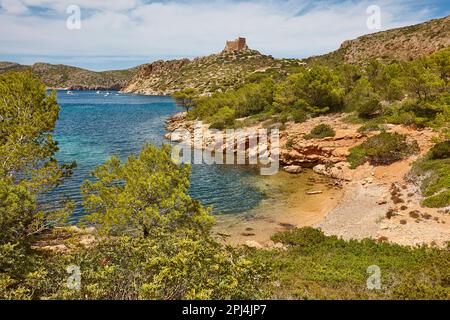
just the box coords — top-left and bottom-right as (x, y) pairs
(304, 124), (336, 139)
(411, 140), (450, 208)
(251, 228), (450, 300)
(347, 132), (419, 168)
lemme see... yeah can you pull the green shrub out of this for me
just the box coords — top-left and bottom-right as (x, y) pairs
(285, 138), (294, 149)
(291, 109), (307, 123)
(357, 122), (382, 133)
(429, 140), (450, 160)
(357, 98), (382, 119)
(271, 227), (327, 247)
(411, 143), (450, 208)
(251, 227), (450, 300)
(304, 124), (336, 139)
(210, 122), (225, 130)
(348, 132), (419, 168)
(422, 191), (450, 208)
(208, 106), (235, 129)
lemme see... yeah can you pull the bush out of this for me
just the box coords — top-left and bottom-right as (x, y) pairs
(251, 227), (450, 300)
(422, 191), (450, 208)
(291, 109), (307, 123)
(357, 98), (382, 119)
(348, 132), (419, 168)
(411, 144), (450, 208)
(285, 138), (294, 149)
(271, 227), (327, 247)
(208, 106), (235, 130)
(429, 141), (450, 160)
(210, 122), (225, 130)
(304, 124), (336, 139)
(47, 234), (268, 300)
(357, 122), (383, 133)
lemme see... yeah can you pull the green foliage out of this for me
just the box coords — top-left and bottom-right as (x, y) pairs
(357, 98), (382, 119)
(251, 227), (450, 300)
(429, 140), (450, 160)
(172, 88), (197, 112)
(401, 58), (446, 101)
(0, 243), (51, 299)
(357, 122), (382, 133)
(0, 72), (74, 244)
(271, 227), (326, 247)
(411, 142), (450, 208)
(343, 77), (378, 113)
(291, 109), (307, 123)
(0, 72), (75, 300)
(367, 60), (404, 102)
(285, 138), (294, 149)
(189, 78), (275, 123)
(422, 191), (450, 208)
(47, 234), (267, 300)
(304, 124), (336, 139)
(348, 132), (419, 168)
(209, 106), (236, 129)
(81, 144), (213, 238)
(274, 66), (344, 115)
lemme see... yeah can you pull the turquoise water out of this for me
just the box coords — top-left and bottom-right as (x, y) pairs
(47, 91), (264, 220)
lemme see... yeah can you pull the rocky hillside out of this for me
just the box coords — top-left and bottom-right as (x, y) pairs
(0, 62), (138, 90)
(122, 48), (301, 96)
(307, 15), (450, 66)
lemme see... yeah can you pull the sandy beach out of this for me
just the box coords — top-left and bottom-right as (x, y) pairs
(214, 170), (344, 246)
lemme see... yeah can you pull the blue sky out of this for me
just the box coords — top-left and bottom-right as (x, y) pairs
(0, 0), (448, 71)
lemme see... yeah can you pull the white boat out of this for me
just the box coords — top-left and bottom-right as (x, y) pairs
(96, 91), (101, 94)
(67, 91), (73, 95)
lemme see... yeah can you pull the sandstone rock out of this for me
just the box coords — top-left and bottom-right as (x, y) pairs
(283, 165), (303, 174)
(245, 240), (263, 249)
(313, 164), (327, 175)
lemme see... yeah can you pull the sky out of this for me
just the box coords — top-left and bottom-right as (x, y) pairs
(0, 0), (449, 71)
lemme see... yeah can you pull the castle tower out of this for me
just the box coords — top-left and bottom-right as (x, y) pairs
(224, 37), (248, 52)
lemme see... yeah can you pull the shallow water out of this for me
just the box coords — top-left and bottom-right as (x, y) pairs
(45, 90), (267, 220)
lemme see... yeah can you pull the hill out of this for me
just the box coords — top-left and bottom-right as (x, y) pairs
(306, 15), (449, 66)
(122, 39), (302, 96)
(0, 62), (139, 90)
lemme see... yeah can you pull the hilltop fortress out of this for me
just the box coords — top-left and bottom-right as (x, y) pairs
(224, 37), (248, 52)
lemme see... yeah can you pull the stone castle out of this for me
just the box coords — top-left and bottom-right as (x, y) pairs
(224, 37), (248, 52)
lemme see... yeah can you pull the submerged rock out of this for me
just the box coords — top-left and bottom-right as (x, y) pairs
(283, 165), (303, 174)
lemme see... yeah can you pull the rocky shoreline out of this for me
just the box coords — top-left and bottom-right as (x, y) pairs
(164, 112), (450, 247)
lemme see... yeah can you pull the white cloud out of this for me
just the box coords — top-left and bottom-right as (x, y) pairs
(0, 0), (29, 14)
(0, 0), (442, 70)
